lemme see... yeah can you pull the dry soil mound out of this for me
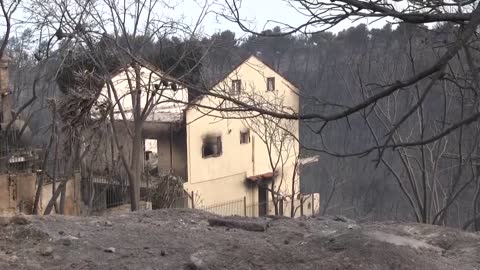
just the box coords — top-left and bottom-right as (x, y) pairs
(0, 209), (478, 269)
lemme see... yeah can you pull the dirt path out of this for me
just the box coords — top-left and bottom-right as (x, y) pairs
(0, 209), (478, 269)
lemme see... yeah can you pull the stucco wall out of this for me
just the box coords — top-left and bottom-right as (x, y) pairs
(39, 176), (80, 215)
(0, 173), (81, 216)
(185, 56), (301, 208)
(184, 172), (253, 207)
(0, 174), (14, 215)
(186, 118), (254, 182)
(14, 173), (36, 213)
(0, 173), (36, 215)
(96, 66), (188, 121)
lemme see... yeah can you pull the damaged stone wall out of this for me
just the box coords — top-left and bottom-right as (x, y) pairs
(39, 173), (82, 215)
(0, 173), (82, 216)
(0, 174), (16, 215)
(0, 173), (36, 215)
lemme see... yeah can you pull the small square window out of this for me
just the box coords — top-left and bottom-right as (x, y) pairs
(240, 130), (250, 144)
(267, 77), (275, 91)
(231, 79), (241, 95)
(202, 135), (222, 158)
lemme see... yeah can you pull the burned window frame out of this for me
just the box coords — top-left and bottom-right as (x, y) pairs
(202, 135), (222, 158)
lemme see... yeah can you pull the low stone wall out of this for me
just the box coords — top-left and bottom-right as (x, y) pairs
(0, 173), (36, 215)
(0, 174), (15, 215)
(0, 173), (82, 216)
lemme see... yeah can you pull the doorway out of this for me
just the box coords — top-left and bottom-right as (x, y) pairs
(258, 184), (268, 216)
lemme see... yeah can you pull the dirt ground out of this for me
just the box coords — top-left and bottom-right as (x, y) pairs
(0, 209), (479, 270)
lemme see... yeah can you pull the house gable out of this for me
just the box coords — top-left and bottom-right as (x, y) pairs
(95, 64), (189, 123)
(210, 55), (298, 93)
(184, 55), (300, 185)
(187, 55), (299, 114)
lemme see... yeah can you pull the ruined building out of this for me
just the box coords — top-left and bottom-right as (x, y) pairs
(89, 56), (320, 216)
(0, 55), (81, 215)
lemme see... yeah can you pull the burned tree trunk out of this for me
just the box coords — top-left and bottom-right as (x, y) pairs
(129, 123), (143, 211)
(43, 178), (68, 215)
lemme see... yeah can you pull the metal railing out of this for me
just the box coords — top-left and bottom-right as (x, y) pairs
(0, 129), (40, 173)
(81, 174), (131, 210)
(201, 198), (246, 216)
(167, 195), (316, 218)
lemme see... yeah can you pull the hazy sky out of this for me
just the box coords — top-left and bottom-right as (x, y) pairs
(4, 0), (388, 41)
(172, 0), (386, 37)
(171, 0), (309, 37)
(7, 0), (305, 38)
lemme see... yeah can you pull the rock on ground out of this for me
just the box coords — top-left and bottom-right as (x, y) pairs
(0, 209), (478, 270)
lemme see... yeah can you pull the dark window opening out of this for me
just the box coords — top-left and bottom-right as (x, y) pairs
(240, 130), (250, 144)
(267, 77), (275, 91)
(231, 79), (241, 95)
(145, 151), (152, 161)
(258, 185), (268, 217)
(202, 135), (222, 158)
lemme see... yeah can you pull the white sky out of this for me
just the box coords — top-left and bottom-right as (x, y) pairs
(159, 0), (388, 37)
(4, 0), (391, 45)
(176, 0), (308, 37)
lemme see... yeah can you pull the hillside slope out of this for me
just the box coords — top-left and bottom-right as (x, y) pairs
(0, 209), (479, 269)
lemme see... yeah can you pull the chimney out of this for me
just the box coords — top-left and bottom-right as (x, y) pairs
(0, 54), (12, 124)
